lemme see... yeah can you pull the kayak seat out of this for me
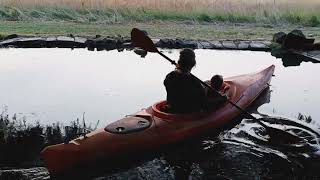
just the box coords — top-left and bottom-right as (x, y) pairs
(158, 102), (187, 114)
(105, 116), (151, 134)
(160, 103), (175, 114)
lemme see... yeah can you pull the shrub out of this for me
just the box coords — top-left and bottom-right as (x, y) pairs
(198, 13), (211, 22)
(308, 15), (320, 27)
(0, 112), (93, 167)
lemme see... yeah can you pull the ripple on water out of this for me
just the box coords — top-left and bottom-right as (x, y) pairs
(207, 116), (320, 179)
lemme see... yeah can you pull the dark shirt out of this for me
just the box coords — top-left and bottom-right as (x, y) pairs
(164, 70), (207, 113)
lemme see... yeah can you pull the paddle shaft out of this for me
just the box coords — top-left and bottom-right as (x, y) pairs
(159, 51), (176, 65)
(158, 51), (268, 128)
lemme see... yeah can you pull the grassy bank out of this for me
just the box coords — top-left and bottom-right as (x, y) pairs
(1, 21), (320, 41)
(0, 5), (319, 26)
(0, 1), (319, 40)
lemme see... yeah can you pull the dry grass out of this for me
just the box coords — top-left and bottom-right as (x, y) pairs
(1, 0), (320, 15)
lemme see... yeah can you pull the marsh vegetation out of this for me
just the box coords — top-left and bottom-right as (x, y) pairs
(0, 109), (93, 167)
(0, 1), (319, 39)
(0, 0), (319, 26)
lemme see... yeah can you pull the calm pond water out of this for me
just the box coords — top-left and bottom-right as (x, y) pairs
(1, 48), (320, 179)
(0, 48), (319, 126)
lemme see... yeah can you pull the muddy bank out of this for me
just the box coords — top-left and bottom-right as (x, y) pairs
(0, 35), (271, 52)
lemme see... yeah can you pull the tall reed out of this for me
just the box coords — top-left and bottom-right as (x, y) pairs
(1, 0), (319, 15)
(0, 0), (319, 25)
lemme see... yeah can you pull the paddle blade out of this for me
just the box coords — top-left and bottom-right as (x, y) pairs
(131, 28), (158, 53)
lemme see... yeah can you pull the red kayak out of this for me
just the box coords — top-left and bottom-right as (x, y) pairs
(41, 65), (275, 174)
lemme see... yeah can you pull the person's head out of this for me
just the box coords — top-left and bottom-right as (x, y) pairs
(211, 75), (223, 90)
(177, 48), (196, 72)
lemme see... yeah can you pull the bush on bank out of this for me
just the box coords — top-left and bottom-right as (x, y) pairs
(0, 113), (91, 167)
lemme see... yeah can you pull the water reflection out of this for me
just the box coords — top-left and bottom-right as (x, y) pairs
(272, 51), (320, 67)
(246, 87), (271, 117)
(158, 115), (320, 180)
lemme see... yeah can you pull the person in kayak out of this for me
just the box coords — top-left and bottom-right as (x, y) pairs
(164, 48), (226, 113)
(210, 74), (223, 90)
(206, 74), (229, 108)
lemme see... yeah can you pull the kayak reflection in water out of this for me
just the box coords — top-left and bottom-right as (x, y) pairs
(163, 48), (228, 113)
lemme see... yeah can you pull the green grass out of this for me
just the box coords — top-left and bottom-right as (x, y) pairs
(1, 20), (320, 41)
(308, 15), (320, 27)
(0, 6), (320, 40)
(0, 6), (319, 26)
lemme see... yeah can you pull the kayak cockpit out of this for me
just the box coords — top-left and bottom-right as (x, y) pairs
(150, 81), (234, 121)
(151, 101), (219, 121)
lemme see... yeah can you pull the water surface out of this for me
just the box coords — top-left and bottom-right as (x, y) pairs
(1, 48), (320, 179)
(0, 48), (319, 126)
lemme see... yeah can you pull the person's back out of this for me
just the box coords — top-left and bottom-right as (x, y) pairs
(164, 49), (206, 113)
(164, 69), (206, 113)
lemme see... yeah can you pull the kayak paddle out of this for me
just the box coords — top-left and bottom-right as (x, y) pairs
(130, 28), (302, 143)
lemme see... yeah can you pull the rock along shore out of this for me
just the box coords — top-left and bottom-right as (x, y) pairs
(0, 35), (272, 52)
